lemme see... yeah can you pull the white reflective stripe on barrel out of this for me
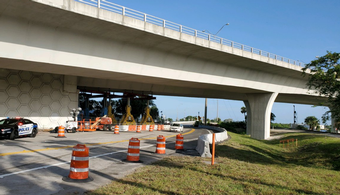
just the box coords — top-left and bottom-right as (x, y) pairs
(175, 144), (183, 146)
(73, 148), (85, 151)
(130, 140), (140, 143)
(128, 146), (140, 149)
(127, 153), (140, 156)
(70, 167), (89, 172)
(71, 156), (89, 161)
(156, 148), (165, 150)
(157, 142), (165, 144)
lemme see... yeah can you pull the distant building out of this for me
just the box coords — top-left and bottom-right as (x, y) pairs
(224, 118), (233, 123)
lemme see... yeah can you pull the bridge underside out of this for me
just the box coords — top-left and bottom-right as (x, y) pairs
(0, 0), (326, 139)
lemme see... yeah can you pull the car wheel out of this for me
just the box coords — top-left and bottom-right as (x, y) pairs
(30, 129), (38, 138)
(9, 129), (18, 140)
(72, 127), (77, 133)
(103, 125), (109, 131)
(110, 125), (115, 131)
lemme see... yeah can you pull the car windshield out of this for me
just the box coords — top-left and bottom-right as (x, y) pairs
(172, 124), (180, 126)
(0, 119), (18, 125)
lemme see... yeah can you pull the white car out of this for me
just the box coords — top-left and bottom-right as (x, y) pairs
(170, 123), (183, 132)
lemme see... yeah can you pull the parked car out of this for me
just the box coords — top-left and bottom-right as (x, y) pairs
(170, 123), (183, 132)
(0, 117), (38, 140)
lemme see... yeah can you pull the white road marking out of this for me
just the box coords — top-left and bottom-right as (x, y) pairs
(0, 145), (153, 179)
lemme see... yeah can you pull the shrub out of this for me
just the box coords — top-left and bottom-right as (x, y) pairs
(296, 125), (308, 130)
(219, 121), (246, 134)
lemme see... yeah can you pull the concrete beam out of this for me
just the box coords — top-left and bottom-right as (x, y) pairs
(245, 92), (278, 140)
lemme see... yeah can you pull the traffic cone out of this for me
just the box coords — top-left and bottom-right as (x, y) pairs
(62, 144), (93, 182)
(155, 135), (166, 154)
(114, 125), (119, 134)
(127, 138), (142, 162)
(56, 126), (66, 138)
(136, 125), (141, 133)
(175, 134), (184, 150)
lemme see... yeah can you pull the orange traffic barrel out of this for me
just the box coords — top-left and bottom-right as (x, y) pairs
(127, 138), (141, 162)
(155, 135), (166, 154)
(175, 134), (184, 150)
(157, 124), (161, 131)
(63, 144), (93, 182)
(149, 125), (154, 132)
(114, 125), (119, 134)
(136, 125), (141, 133)
(56, 126), (66, 138)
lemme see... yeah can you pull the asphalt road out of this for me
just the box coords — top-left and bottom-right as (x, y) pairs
(0, 127), (208, 195)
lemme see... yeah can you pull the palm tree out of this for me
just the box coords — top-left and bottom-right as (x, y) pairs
(241, 107), (247, 121)
(271, 112), (276, 122)
(304, 116), (319, 130)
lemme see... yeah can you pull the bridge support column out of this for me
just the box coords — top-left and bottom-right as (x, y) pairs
(244, 92), (278, 140)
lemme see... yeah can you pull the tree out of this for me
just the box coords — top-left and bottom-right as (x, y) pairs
(150, 105), (159, 121)
(241, 107), (247, 121)
(271, 112), (276, 122)
(302, 51), (340, 124)
(304, 116), (320, 130)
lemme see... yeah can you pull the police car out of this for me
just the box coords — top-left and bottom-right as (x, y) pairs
(0, 117), (38, 140)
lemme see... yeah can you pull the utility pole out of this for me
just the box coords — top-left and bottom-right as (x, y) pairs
(217, 100), (219, 122)
(293, 105), (297, 124)
(204, 98), (207, 125)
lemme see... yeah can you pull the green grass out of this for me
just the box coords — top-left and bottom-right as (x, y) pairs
(89, 132), (340, 195)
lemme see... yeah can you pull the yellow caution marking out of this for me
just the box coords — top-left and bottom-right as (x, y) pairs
(0, 129), (195, 157)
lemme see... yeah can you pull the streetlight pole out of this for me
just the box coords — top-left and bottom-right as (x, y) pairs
(202, 23), (229, 125)
(204, 98), (207, 125)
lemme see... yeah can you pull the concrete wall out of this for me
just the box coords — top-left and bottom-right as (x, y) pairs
(0, 68), (78, 129)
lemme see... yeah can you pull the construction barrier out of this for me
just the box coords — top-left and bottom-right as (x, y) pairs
(280, 138), (298, 148)
(128, 125), (137, 131)
(78, 120), (96, 132)
(136, 125), (141, 133)
(56, 126), (66, 138)
(127, 138), (140, 162)
(119, 125), (129, 132)
(149, 125), (154, 132)
(175, 134), (184, 150)
(63, 144), (93, 182)
(155, 135), (166, 154)
(154, 125), (158, 131)
(196, 125), (228, 157)
(114, 125), (119, 134)
(141, 125), (147, 131)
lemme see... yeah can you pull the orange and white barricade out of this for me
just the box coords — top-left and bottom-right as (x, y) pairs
(175, 134), (184, 150)
(149, 125), (154, 132)
(141, 125), (147, 131)
(128, 125), (136, 131)
(114, 125), (119, 134)
(154, 125), (158, 131)
(127, 138), (140, 162)
(56, 126), (66, 138)
(155, 135), (166, 154)
(63, 144), (93, 182)
(136, 125), (141, 133)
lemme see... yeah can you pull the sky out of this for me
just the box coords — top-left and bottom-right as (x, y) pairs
(106, 0), (340, 124)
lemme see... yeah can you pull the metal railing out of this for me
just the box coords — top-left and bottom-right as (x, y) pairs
(76, 0), (304, 66)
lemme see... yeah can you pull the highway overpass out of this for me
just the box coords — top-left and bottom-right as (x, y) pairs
(0, 0), (325, 139)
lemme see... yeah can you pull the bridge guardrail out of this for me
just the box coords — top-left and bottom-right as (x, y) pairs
(77, 0), (304, 67)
